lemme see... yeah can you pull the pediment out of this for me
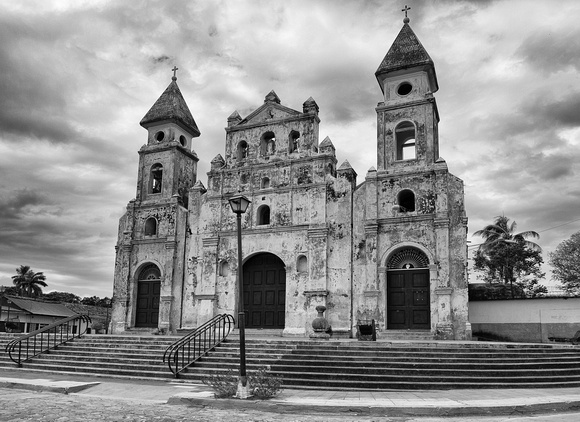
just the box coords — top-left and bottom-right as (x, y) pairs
(236, 102), (301, 126)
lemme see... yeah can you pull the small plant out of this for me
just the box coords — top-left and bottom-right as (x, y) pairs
(201, 366), (283, 399)
(248, 366), (283, 399)
(202, 369), (238, 398)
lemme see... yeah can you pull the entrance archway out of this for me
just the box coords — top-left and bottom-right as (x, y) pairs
(242, 253), (286, 328)
(386, 248), (430, 330)
(135, 264), (161, 328)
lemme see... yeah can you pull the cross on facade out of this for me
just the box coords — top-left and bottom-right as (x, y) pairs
(172, 66), (179, 80)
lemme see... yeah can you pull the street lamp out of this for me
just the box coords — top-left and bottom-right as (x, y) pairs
(228, 193), (251, 399)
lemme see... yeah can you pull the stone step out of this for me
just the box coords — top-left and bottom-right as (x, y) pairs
(3, 332), (580, 390)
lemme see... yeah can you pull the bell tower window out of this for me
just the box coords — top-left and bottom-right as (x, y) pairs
(260, 132), (276, 156)
(288, 130), (300, 153)
(397, 189), (416, 213)
(144, 217), (158, 236)
(150, 164), (163, 194)
(257, 205), (270, 225)
(395, 122), (416, 161)
(237, 141), (248, 161)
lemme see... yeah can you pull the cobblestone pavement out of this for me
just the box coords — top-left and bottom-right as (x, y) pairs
(3, 388), (580, 422)
(0, 388), (409, 422)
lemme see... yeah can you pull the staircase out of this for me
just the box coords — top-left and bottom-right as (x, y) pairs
(2, 333), (580, 389)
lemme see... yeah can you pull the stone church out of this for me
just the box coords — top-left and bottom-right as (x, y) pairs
(111, 17), (471, 340)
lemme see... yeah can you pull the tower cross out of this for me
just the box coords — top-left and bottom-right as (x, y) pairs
(172, 66), (179, 81)
(402, 5), (411, 18)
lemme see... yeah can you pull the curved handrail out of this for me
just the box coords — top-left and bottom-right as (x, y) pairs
(5, 314), (92, 366)
(163, 313), (235, 377)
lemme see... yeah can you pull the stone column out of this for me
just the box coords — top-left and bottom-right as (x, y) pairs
(435, 287), (453, 339)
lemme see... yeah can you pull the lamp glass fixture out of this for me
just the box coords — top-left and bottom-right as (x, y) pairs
(228, 194), (251, 214)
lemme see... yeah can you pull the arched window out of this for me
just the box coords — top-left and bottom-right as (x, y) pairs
(325, 163), (335, 177)
(296, 255), (308, 273)
(261, 177), (270, 189)
(257, 205), (270, 225)
(260, 132), (276, 156)
(219, 261), (230, 277)
(237, 141), (248, 161)
(150, 164), (163, 194)
(288, 130), (300, 153)
(395, 121), (416, 161)
(144, 217), (157, 236)
(397, 189), (416, 213)
(387, 248), (429, 269)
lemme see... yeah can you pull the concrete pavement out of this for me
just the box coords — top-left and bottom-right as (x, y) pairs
(2, 368), (580, 417)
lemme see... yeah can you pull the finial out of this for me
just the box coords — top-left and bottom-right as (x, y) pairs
(402, 5), (411, 23)
(171, 66), (178, 81)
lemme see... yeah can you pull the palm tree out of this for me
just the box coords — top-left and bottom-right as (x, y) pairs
(473, 216), (542, 296)
(11, 265), (48, 297)
(474, 215), (541, 253)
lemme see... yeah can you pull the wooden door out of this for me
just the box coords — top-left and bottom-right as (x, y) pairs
(243, 253), (285, 328)
(387, 269), (430, 329)
(135, 265), (161, 328)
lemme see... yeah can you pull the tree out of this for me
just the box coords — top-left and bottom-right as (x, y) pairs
(43, 291), (81, 303)
(473, 216), (546, 298)
(549, 231), (580, 294)
(11, 265), (48, 297)
(81, 296), (112, 307)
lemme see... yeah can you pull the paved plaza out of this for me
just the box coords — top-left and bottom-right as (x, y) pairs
(2, 369), (580, 421)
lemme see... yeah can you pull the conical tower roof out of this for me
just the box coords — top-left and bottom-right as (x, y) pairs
(375, 22), (438, 93)
(140, 79), (200, 137)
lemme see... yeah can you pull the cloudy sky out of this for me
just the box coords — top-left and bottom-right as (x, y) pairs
(1, 0), (579, 298)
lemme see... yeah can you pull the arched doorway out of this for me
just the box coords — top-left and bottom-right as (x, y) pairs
(242, 253), (286, 328)
(135, 264), (161, 328)
(386, 248), (430, 330)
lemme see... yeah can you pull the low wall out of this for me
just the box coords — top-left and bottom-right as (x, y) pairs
(468, 297), (580, 343)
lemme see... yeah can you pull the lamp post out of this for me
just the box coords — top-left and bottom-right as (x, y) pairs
(228, 193), (251, 399)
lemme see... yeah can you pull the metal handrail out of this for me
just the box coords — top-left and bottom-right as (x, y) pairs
(5, 314), (92, 366)
(163, 313), (235, 378)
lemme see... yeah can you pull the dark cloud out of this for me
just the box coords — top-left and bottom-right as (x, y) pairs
(517, 29), (580, 74)
(525, 92), (580, 127)
(0, 189), (55, 220)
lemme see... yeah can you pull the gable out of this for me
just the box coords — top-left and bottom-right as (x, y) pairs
(236, 102), (301, 127)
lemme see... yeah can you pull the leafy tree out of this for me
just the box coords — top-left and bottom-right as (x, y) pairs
(43, 291), (81, 303)
(549, 231), (580, 295)
(1, 286), (20, 296)
(81, 296), (112, 307)
(473, 216), (546, 298)
(11, 265), (48, 297)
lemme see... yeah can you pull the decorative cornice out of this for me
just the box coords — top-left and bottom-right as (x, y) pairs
(363, 290), (380, 297)
(435, 287), (452, 295)
(165, 240), (177, 250)
(434, 218), (450, 228)
(202, 237), (219, 248)
(303, 290), (329, 298)
(307, 226), (328, 239)
(364, 222), (379, 236)
(193, 294), (216, 301)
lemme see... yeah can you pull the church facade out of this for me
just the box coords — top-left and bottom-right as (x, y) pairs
(111, 19), (471, 340)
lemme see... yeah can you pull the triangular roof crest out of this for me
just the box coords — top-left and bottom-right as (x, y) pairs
(375, 22), (438, 93)
(140, 79), (200, 137)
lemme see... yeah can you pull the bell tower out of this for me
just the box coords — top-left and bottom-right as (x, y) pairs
(375, 10), (441, 172)
(111, 68), (200, 333)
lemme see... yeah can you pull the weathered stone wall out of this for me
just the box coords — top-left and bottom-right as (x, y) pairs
(469, 298), (580, 343)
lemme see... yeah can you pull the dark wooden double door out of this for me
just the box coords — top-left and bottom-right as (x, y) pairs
(387, 269), (430, 329)
(243, 253), (286, 328)
(135, 265), (161, 328)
